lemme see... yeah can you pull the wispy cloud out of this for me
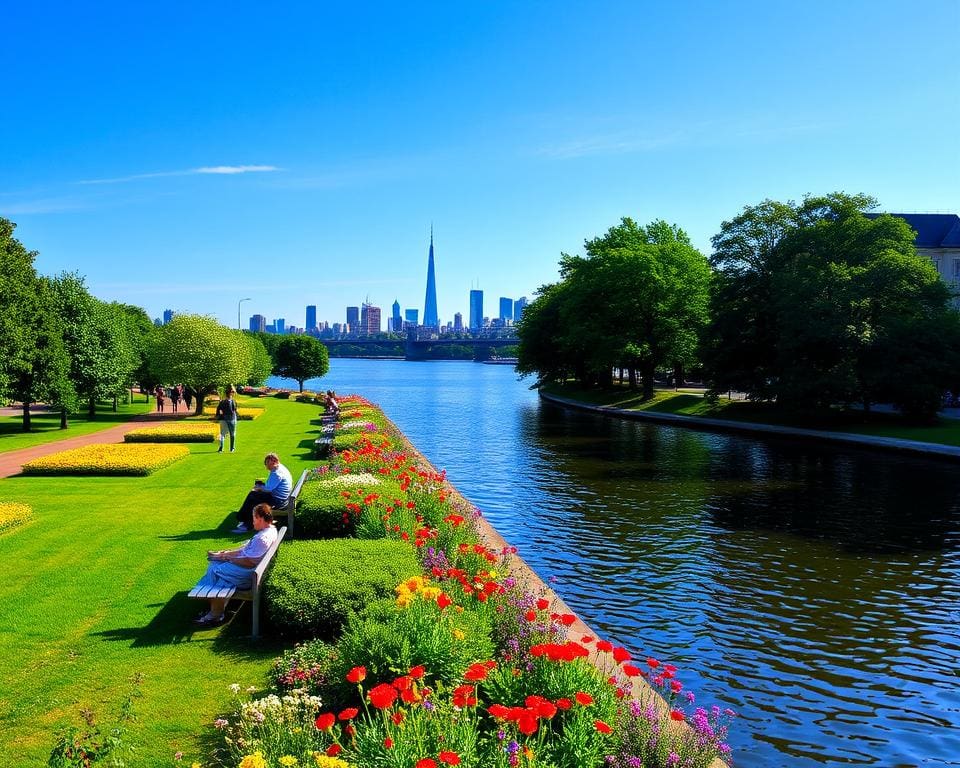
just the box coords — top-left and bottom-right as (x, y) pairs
(77, 165), (281, 185)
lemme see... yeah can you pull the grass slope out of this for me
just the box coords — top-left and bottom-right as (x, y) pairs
(0, 395), (328, 765)
(0, 398), (155, 454)
(543, 383), (960, 447)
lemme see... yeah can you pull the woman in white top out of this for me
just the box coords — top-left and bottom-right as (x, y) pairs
(193, 504), (278, 627)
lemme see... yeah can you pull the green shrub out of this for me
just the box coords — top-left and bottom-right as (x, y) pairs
(274, 391), (291, 399)
(273, 638), (337, 691)
(320, 596), (494, 709)
(263, 539), (420, 640)
(297, 474), (404, 538)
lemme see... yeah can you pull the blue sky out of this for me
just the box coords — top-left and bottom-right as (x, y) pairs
(3, 1), (958, 329)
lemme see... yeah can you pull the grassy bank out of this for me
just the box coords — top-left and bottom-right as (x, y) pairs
(542, 382), (960, 447)
(0, 397), (155, 453)
(0, 394), (324, 764)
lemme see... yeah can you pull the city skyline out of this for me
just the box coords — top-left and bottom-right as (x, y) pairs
(2, 2), (957, 328)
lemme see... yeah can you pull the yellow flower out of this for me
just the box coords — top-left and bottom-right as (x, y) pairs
(420, 586), (441, 601)
(452, 628), (465, 641)
(0, 503), (32, 532)
(21, 443), (189, 476)
(279, 757), (299, 767)
(192, 764), (202, 768)
(238, 752), (267, 768)
(312, 754), (354, 768)
(396, 596), (413, 609)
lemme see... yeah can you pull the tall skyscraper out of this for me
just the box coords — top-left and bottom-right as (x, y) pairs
(275, 318), (286, 334)
(404, 308), (419, 328)
(391, 300), (402, 333)
(163, 309), (174, 324)
(469, 289), (483, 330)
(249, 314), (266, 332)
(346, 306), (360, 331)
(499, 297), (513, 321)
(306, 305), (317, 331)
(513, 296), (528, 322)
(361, 303), (381, 335)
(423, 228), (439, 327)
(453, 312), (463, 331)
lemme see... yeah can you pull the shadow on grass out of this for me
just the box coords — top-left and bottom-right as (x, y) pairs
(94, 593), (288, 655)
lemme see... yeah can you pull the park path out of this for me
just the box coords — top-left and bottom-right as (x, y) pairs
(0, 410), (191, 479)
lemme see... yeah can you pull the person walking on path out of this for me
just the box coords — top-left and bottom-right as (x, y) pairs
(232, 453), (292, 533)
(154, 384), (165, 413)
(171, 384), (182, 414)
(183, 387), (193, 412)
(215, 385), (239, 453)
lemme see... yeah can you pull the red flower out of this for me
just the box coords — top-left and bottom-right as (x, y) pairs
(517, 713), (538, 735)
(452, 684), (477, 708)
(415, 760), (437, 768)
(346, 666), (367, 683)
(647, 657), (660, 669)
(622, 663), (641, 677)
(401, 687), (421, 704)
(671, 679), (683, 693)
(524, 610), (537, 622)
(338, 707), (358, 721)
(559, 613), (576, 626)
(595, 640), (613, 652)
(437, 593), (452, 610)
(393, 675), (412, 691)
(487, 703), (510, 719)
(384, 737), (394, 749)
(575, 692), (594, 706)
(438, 752), (461, 765)
(594, 720), (613, 734)
(670, 709), (685, 722)
(536, 598), (549, 610)
(555, 697), (572, 710)
(612, 647), (631, 663)
(326, 744), (342, 757)
(314, 712), (335, 730)
(368, 683), (398, 709)
(391, 711), (405, 725)
(409, 665), (426, 679)
(464, 663), (489, 681)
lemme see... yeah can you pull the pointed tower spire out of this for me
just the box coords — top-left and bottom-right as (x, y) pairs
(423, 226), (439, 327)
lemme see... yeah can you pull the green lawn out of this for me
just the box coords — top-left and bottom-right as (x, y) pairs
(543, 383), (960, 447)
(0, 394), (327, 765)
(0, 397), (154, 453)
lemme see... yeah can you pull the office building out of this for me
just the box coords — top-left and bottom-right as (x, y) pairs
(306, 305), (317, 332)
(360, 303), (381, 335)
(514, 296), (528, 322)
(346, 306), (360, 329)
(499, 297), (513, 321)
(423, 229), (439, 327)
(392, 300), (402, 333)
(249, 314), (266, 332)
(163, 309), (174, 324)
(454, 312), (463, 331)
(405, 309), (419, 326)
(275, 318), (286, 335)
(469, 289), (484, 330)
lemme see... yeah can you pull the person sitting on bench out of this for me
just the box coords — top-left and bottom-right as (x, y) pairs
(232, 452), (292, 533)
(193, 504), (278, 627)
(324, 390), (340, 416)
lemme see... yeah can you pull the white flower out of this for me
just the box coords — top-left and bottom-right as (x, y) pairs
(229, 684), (241, 694)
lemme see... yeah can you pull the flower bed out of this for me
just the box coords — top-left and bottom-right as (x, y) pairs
(203, 406), (264, 420)
(21, 444), (190, 476)
(0, 503), (32, 533)
(123, 423), (219, 442)
(197, 396), (734, 768)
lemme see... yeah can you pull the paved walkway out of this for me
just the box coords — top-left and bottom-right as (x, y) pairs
(541, 392), (960, 461)
(0, 411), (191, 479)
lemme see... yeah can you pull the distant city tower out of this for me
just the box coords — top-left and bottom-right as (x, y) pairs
(423, 227), (439, 328)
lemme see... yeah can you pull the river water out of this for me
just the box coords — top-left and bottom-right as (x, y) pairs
(271, 359), (960, 767)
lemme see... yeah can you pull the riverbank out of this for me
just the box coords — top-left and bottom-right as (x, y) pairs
(540, 385), (960, 460)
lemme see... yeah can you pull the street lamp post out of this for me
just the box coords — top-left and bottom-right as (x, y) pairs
(238, 297), (251, 330)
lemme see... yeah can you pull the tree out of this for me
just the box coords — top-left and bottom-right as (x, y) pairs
(705, 192), (960, 418)
(146, 315), (252, 414)
(243, 332), (273, 387)
(274, 335), (330, 391)
(0, 217), (42, 405)
(49, 273), (134, 422)
(114, 303), (156, 398)
(518, 218), (712, 395)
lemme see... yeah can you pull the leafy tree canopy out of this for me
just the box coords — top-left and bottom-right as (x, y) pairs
(274, 335), (330, 391)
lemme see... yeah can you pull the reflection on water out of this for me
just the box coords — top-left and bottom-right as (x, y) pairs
(273, 361), (960, 767)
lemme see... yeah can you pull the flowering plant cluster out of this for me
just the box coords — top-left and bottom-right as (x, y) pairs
(201, 395), (734, 768)
(124, 423), (219, 443)
(22, 443), (189, 476)
(0, 502), (32, 534)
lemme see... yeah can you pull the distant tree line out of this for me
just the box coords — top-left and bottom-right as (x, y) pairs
(0, 217), (329, 430)
(517, 193), (960, 419)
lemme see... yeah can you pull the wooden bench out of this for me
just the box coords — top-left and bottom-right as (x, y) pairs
(314, 415), (337, 459)
(188, 525), (286, 638)
(275, 469), (308, 539)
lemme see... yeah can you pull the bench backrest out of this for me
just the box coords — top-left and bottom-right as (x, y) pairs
(251, 525), (286, 592)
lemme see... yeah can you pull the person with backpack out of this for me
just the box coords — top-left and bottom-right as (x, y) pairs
(215, 385), (239, 453)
